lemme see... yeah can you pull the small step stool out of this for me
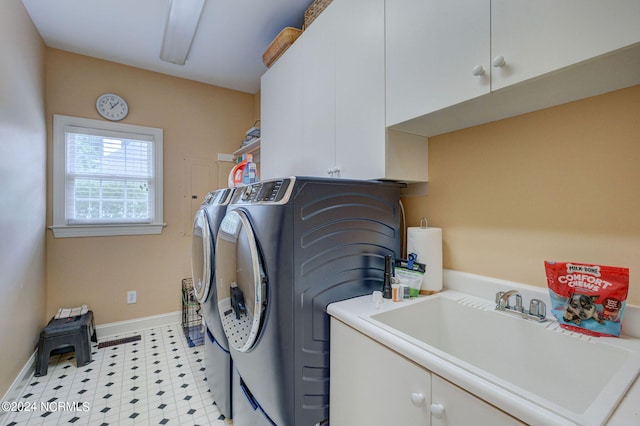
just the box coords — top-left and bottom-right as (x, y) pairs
(35, 311), (97, 377)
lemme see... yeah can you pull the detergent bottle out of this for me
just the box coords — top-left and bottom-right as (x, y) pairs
(243, 159), (258, 184)
(229, 155), (250, 187)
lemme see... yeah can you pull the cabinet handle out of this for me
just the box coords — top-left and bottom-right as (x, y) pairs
(327, 166), (341, 178)
(492, 55), (506, 68)
(410, 392), (425, 407)
(430, 403), (445, 419)
(472, 65), (485, 76)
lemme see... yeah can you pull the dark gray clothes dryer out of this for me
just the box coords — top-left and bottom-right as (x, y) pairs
(191, 187), (235, 419)
(215, 177), (402, 425)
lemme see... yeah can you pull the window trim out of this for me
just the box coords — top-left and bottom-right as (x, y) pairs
(50, 114), (165, 238)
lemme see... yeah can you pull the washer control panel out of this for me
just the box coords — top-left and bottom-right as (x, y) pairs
(203, 188), (233, 206)
(234, 178), (294, 204)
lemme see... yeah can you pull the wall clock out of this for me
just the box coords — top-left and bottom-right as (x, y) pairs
(96, 93), (129, 121)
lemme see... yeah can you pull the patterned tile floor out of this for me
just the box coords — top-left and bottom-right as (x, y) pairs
(1, 325), (228, 426)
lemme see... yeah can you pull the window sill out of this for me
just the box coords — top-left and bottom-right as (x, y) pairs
(49, 223), (167, 238)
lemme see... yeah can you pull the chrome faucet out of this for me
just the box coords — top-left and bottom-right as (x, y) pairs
(495, 290), (547, 322)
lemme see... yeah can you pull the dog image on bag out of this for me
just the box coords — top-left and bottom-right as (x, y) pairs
(563, 293), (604, 326)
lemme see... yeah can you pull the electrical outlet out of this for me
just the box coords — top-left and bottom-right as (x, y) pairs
(127, 290), (137, 304)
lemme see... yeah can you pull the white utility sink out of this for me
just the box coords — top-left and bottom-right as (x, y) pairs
(366, 292), (640, 425)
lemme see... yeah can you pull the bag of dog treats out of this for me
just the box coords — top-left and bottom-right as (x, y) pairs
(544, 261), (629, 337)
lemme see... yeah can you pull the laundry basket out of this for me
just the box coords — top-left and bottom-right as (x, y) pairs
(181, 278), (204, 347)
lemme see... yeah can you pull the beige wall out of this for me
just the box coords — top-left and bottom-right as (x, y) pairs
(403, 84), (640, 305)
(45, 50), (256, 325)
(0, 0), (47, 398)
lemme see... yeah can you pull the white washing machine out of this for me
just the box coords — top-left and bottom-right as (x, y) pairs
(191, 187), (234, 419)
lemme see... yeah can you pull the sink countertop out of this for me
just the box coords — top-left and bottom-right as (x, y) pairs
(327, 269), (640, 426)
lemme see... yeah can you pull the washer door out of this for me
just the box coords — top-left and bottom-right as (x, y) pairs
(216, 210), (266, 352)
(191, 208), (212, 303)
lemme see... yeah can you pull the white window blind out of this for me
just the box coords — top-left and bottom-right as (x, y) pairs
(51, 115), (164, 238)
(65, 129), (155, 224)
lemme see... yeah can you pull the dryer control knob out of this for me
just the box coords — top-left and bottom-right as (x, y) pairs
(242, 186), (254, 201)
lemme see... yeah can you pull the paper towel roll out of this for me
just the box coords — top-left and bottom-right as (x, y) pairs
(407, 227), (443, 292)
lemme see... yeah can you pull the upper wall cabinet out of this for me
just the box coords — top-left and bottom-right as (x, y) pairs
(261, 0), (428, 182)
(387, 0), (640, 136)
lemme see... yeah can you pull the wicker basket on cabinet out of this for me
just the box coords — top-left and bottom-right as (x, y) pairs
(304, 0), (333, 28)
(262, 27), (303, 68)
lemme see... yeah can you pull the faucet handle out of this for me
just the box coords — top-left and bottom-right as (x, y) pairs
(514, 294), (523, 312)
(529, 299), (546, 319)
(495, 291), (505, 304)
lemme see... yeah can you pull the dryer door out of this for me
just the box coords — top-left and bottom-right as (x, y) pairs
(215, 209), (266, 353)
(191, 208), (212, 303)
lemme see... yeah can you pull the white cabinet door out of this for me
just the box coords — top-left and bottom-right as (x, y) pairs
(334, 0), (386, 180)
(301, 3), (336, 178)
(302, 0), (388, 180)
(431, 375), (524, 426)
(385, 0), (490, 127)
(491, 0), (640, 91)
(330, 319), (431, 425)
(260, 59), (278, 179)
(259, 61), (278, 180)
(260, 41), (303, 180)
(274, 42), (303, 178)
(330, 318), (527, 425)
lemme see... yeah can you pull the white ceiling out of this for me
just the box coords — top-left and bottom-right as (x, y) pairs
(21, 0), (315, 94)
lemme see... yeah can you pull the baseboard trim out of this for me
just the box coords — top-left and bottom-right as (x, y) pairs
(0, 311), (182, 411)
(0, 351), (37, 415)
(95, 311), (181, 340)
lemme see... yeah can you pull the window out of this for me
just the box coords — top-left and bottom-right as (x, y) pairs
(51, 115), (164, 238)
